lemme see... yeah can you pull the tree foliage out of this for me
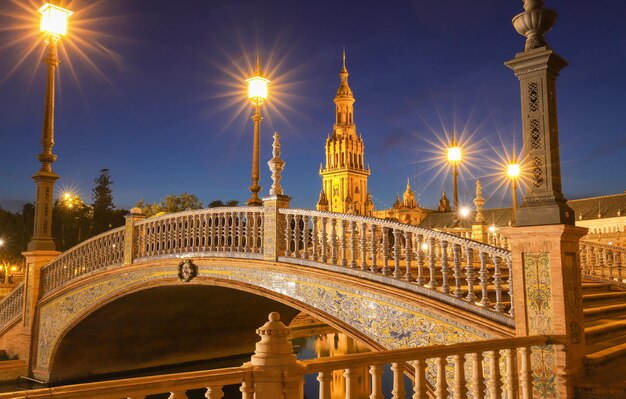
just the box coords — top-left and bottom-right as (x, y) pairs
(207, 200), (239, 208)
(0, 204), (34, 265)
(137, 193), (204, 217)
(52, 194), (92, 251)
(92, 169), (116, 234)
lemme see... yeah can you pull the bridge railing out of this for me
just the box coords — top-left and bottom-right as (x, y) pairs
(0, 282), (24, 333)
(40, 227), (125, 297)
(279, 209), (514, 320)
(133, 207), (264, 262)
(580, 240), (625, 286)
(0, 333), (567, 399)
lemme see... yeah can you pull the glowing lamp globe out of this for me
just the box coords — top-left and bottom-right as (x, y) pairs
(459, 206), (470, 218)
(447, 146), (462, 163)
(246, 75), (270, 106)
(508, 163), (521, 178)
(38, 3), (73, 38)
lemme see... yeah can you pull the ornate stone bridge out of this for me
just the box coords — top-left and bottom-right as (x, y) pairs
(0, 202), (622, 387)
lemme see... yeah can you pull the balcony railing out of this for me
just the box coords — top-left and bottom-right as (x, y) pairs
(0, 282), (24, 333)
(39, 227), (125, 297)
(133, 207), (264, 262)
(279, 209), (514, 322)
(580, 241), (625, 286)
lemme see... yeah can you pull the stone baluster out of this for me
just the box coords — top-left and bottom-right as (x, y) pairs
(416, 234), (425, 286)
(293, 214), (301, 258)
(311, 216), (319, 261)
(240, 376), (254, 399)
(579, 244), (587, 274)
(471, 352), (485, 399)
(519, 347), (532, 399)
(168, 391), (187, 398)
(606, 249), (614, 280)
(404, 231), (413, 281)
(317, 371), (332, 399)
(505, 348), (518, 399)
(478, 252), (490, 307)
(435, 357), (447, 399)
(320, 217), (328, 263)
(412, 359), (427, 399)
(615, 250), (623, 283)
(452, 243), (463, 298)
(210, 214), (216, 251)
(598, 248), (606, 278)
(349, 220), (357, 268)
(391, 363), (405, 399)
(440, 240), (450, 294)
(487, 350), (502, 399)
(340, 219), (348, 267)
(427, 237), (437, 289)
(493, 255), (504, 312)
(330, 218), (338, 265)
(344, 368), (356, 399)
(301, 215), (311, 259)
(229, 212), (236, 252)
(360, 222), (368, 270)
(589, 246), (596, 276)
(369, 364), (384, 399)
(393, 229), (402, 278)
(381, 227), (390, 275)
(216, 214), (223, 251)
(205, 386), (224, 399)
(284, 214), (293, 257)
(236, 212), (244, 252)
(369, 224), (378, 272)
(507, 257), (515, 317)
(453, 354), (467, 399)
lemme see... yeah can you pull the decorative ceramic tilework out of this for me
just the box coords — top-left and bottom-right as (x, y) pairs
(523, 252), (556, 399)
(35, 263), (493, 376)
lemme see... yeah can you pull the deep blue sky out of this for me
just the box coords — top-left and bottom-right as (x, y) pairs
(1, 0), (625, 213)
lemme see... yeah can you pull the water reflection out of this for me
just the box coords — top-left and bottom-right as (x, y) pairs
(292, 331), (371, 399)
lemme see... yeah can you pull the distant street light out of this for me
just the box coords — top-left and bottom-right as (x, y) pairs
(507, 161), (521, 225)
(28, 3), (73, 251)
(245, 54), (270, 206)
(459, 206), (471, 219)
(447, 135), (462, 210)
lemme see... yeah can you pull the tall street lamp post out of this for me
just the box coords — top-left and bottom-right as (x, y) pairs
(507, 161), (521, 225)
(447, 136), (462, 210)
(28, 3), (73, 251)
(245, 56), (270, 206)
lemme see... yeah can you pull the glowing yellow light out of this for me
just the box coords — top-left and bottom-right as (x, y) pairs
(459, 206), (470, 218)
(0, 239), (4, 246)
(246, 75), (270, 106)
(507, 163), (521, 178)
(64, 192), (71, 199)
(488, 225), (497, 233)
(447, 146), (462, 163)
(421, 243), (429, 251)
(38, 3), (73, 38)
(10, 266), (18, 272)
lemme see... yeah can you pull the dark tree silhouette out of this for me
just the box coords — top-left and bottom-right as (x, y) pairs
(92, 169), (115, 234)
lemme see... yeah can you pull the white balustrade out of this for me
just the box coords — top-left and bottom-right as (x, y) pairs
(279, 209), (514, 318)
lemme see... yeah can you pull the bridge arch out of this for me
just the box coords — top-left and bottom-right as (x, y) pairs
(33, 257), (512, 382)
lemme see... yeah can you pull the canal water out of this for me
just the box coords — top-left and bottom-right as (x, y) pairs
(0, 328), (415, 398)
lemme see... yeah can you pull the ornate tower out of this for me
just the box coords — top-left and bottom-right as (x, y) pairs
(505, 0), (574, 226)
(318, 51), (370, 214)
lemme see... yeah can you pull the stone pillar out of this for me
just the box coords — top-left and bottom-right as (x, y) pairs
(505, 1), (574, 226)
(472, 180), (488, 243)
(247, 312), (305, 399)
(263, 195), (291, 261)
(502, 225), (587, 399)
(123, 207), (145, 266)
(18, 250), (60, 365)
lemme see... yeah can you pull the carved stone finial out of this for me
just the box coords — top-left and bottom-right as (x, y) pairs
(512, 0), (557, 51)
(474, 180), (485, 224)
(251, 312), (294, 366)
(267, 132), (285, 196)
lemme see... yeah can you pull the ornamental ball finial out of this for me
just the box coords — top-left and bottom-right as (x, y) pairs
(269, 311), (280, 322)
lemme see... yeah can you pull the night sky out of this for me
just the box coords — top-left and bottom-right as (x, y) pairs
(1, 0), (625, 213)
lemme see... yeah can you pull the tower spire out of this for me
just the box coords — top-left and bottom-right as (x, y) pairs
(342, 47), (346, 70)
